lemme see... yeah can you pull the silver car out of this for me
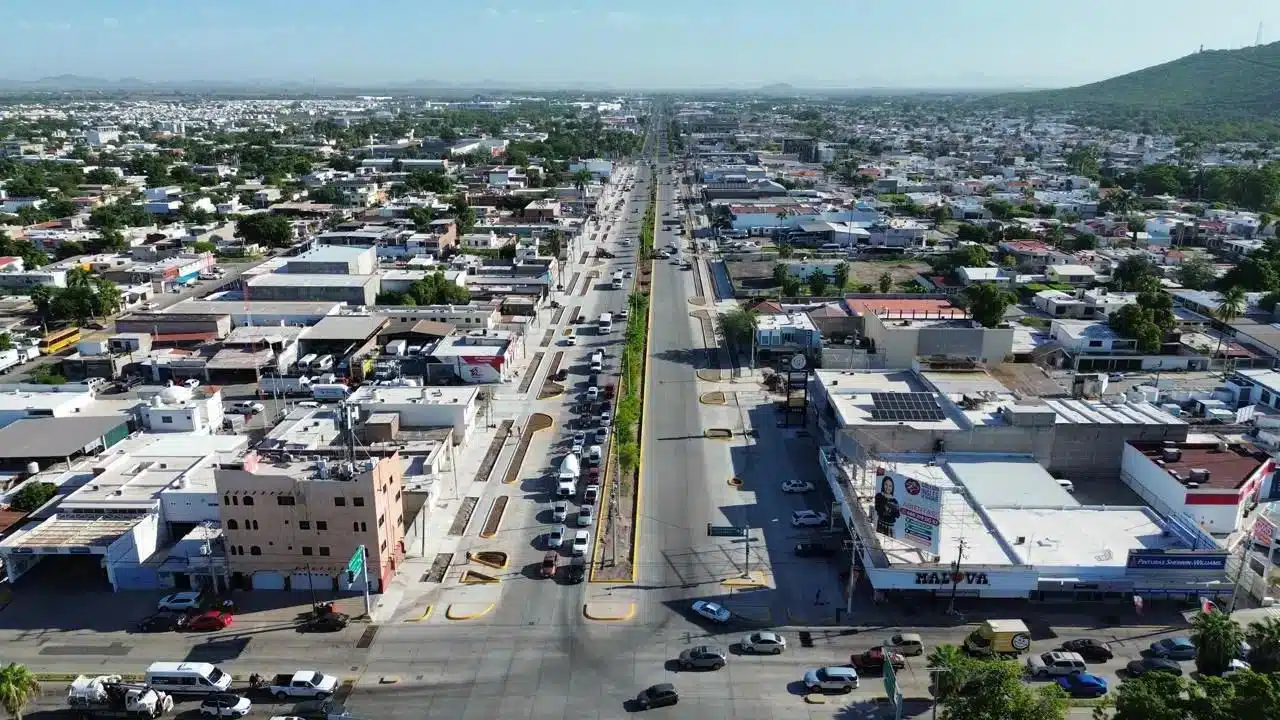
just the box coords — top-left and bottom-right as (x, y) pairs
(740, 631), (786, 655)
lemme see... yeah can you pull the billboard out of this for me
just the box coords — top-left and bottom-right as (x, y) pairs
(1126, 550), (1229, 571)
(1254, 516), (1276, 548)
(873, 471), (942, 554)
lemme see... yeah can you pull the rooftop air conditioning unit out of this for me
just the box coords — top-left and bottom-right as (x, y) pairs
(1162, 448), (1181, 462)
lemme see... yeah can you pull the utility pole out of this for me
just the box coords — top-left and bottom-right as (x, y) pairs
(947, 538), (968, 616)
(1228, 541), (1251, 612)
(743, 526), (752, 578)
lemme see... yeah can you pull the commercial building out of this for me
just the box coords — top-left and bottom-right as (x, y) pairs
(214, 451), (405, 593)
(284, 245), (377, 275)
(347, 385), (478, 445)
(162, 299), (342, 328)
(753, 312), (822, 365)
(1121, 439), (1275, 533)
(0, 383), (99, 429)
(246, 273), (380, 306)
(134, 385), (226, 435)
(430, 330), (521, 383)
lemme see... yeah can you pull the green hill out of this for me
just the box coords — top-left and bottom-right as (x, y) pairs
(1002, 42), (1280, 114)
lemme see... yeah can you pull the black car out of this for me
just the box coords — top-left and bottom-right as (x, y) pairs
(566, 557), (586, 584)
(1126, 657), (1183, 677)
(299, 611), (350, 633)
(794, 542), (837, 558)
(1061, 638), (1113, 662)
(635, 683), (679, 710)
(554, 369), (569, 381)
(137, 612), (182, 633)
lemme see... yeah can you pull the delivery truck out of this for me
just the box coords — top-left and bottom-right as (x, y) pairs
(261, 375), (312, 396)
(67, 675), (174, 719)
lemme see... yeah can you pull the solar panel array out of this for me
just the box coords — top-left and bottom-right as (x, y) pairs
(869, 392), (945, 422)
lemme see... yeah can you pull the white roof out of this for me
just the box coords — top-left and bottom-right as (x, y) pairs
(348, 385), (478, 406)
(1050, 264), (1097, 276)
(984, 507), (1175, 568)
(958, 267), (1002, 282)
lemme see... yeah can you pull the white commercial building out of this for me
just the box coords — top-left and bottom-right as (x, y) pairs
(348, 385), (478, 444)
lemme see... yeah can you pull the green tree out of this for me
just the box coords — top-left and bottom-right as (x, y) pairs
(956, 223), (990, 243)
(926, 644), (969, 701)
(1192, 610), (1246, 677)
(0, 663), (40, 720)
(1065, 146), (1100, 178)
(1212, 286), (1247, 362)
(781, 274), (802, 297)
(191, 240), (217, 254)
(236, 214), (294, 248)
(953, 244), (990, 268)
(1102, 673), (1185, 720)
(878, 272), (893, 293)
(807, 269), (829, 296)
(94, 226), (127, 253)
(776, 242), (795, 259)
(498, 242), (517, 260)
(1100, 189), (1139, 215)
(8, 482), (56, 513)
(940, 659), (1067, 720)
(832, 262), (850, 290)
(719, 308), (758, 348)
(0, 332), (10, 352)
(84, 167), (121, 185)
(963, 282), (1013, 328)
(1112, 256), (1158, 291)
(1246, 616), (1280, 673)
(772, 263), (791, 288)
(545, 229), (563, 259)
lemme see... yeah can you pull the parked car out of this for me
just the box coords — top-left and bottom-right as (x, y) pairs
(885, 633), (925, 656)
(182, 610), (233, 632)
(1057, 673), (1108, 698)
(1149, 637), (1197, 660)
(157, 591), (204, 611)
(554, 369), (569, 381)
(691, 600), (730, 623)
(634, 683), (679, 710)
(547, 525), (567, 549)
(298, 610), (349, 633)
(803, 666), (859, 693)
(791, 510), (829, 527)
(850, 647), (906, 672)
(540, 552), (558, 578)
(137, 612), (183, 633)
(739, 631), (786, 654)
(1060, 638), (1113, 662)
(781, 480), (815, 493)
(678, 646), (726, 670)
(1125, 657), (1183, 677)
(199, 695), (251, 718)
(230, 401), (265, 414)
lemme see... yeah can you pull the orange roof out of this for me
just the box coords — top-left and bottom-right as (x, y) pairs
(843, 297), (964, 318)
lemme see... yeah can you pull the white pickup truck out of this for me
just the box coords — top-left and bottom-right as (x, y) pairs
(268, 670), (339, 700)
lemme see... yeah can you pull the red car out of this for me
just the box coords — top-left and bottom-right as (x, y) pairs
(182, 610), (233, 632)
(850, 647), (906, 671)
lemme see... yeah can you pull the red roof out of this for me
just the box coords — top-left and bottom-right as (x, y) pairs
(747, 299), (784, 314)
(843, 297), (965, 318)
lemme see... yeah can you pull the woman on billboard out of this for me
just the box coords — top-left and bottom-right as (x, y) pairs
(874, 474), (900, 536)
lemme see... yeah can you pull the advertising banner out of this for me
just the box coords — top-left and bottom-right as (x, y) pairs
(1253, 516), (1276, 548)
(1125, 549), (1229, 571)
(873, 471), (942, 554)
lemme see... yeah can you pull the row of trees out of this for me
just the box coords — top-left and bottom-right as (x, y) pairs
(614, 291), (649, 474)
(30, 268), (122, 325)
(375, 272), (470, 307)
(1107, 161), (1280, 212)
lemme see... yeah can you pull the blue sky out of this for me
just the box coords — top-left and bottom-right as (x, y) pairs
(4, 0), (1280, 89)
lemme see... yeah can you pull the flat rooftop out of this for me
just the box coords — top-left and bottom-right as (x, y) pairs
(1044, 398), (1185, 426)
(0, 386), (92, 415)
(164, 299), (342, 317)
(302, 315), (387, 341)
(1130, 440), (1267, 490)
(945, 457), (1078, 508)
(844, 297), (965, 319)
(249, 273), (377, 288)
(291, 245), (375, 261)
(1, 514), (142, 549)
(984, 507), (1176, 568)
(259, 407), (343, 452)
(0, 415), (130, 460)
(349, 385), (478, 406)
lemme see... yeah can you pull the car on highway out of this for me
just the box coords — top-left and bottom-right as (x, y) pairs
(571, 530), (590, 556)
(578, 505), (594, 527)
(557, 477), (576, 497)
(182, 610), (233, 632)
(678, 646), (727, 670)
(540, 551), (558, 578)
(691, 600), (731, 623)
(791, 510), (829, 527)
(157, 591), (204, 611)
(884, 633), (925, 656)
(1057, 673), (1108, 698)
(850, 647), (906, 672)
(552, 501), (569, 522)
(137, 612), (183, 633)
(547, 525), (567, 549)
(1060, 638), (1113, 662)
(634, 683), (679, 710)
(803, 666), (859, 693)
(1149, 637), (1197, 660)
(781, 480), (814, 493)
(586, 386), (599, 401)
(199, 694), (252, 718)
(601, 409), (612, 424)
(1125, 657), (1183, 677)
(739, 631), (786, 654)
(595, 427), (608, 442)
(570, 438), (584, 455)
(794, 541), (838, 558)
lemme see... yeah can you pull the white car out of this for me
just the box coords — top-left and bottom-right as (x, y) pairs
(803, 666), (859, 693)
(791, 510), (829, 527)
(231, 401), (265, 414)
(586, 386), (599, 401)
(547, 525), (567, 549)
(781, 480), (814, 493)
(552, 501), (569, 523)
(740, 631), (787, 654)
(183, 378), (201, 389)
(691, 600), (731, 623)
(157, 591), (203, 611)
(601, 409), (612, 425)
(565, 336), (577, 346)
(571, 530), (590, 556)
(200, 695), (251, 718)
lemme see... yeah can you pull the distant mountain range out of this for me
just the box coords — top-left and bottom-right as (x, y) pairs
(998, 41), (1280, 114)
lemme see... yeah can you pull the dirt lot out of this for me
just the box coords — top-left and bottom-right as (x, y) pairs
(846, 260), (930, 288)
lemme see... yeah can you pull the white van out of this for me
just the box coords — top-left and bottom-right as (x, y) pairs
(144, 662), (233, 694)
(311, 355), (335, 372)
(589, 351), (604, 373)
(297, 354), (318, 372)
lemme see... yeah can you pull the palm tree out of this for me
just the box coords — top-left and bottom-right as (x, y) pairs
(0, 663), (40, 720)
(1246, 616), (1280, 672)
(571, 169), (592, 192)
(1213, 286), (1247, 367)
(925, 644), (968, 700)
(1191, 610), (1244, 676)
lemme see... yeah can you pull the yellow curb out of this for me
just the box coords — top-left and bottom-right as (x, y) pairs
(721, 571), (769, 589)
(704, 428), (733, 440)
(406, 605), (432, 622)
(467, 550), (509, 570)
(460, 569), (500, 584)
(445, 603), (495, 620)
(699, 391), (726, 405)
(478, 497), (507, 538)
(582, 602), (637, 622)
(696, 369), (724, 382)
(804, 693), (827, 704)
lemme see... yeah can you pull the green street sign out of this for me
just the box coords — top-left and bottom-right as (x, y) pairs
(347, 546), (365, 575)
(707, 524), (747, 538)
(883, 654), (900, 700)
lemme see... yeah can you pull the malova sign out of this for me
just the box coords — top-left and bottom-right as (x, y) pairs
(915, 571), (990, 586)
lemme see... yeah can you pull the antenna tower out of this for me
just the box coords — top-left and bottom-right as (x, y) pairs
(1258, 22), (1265, 47)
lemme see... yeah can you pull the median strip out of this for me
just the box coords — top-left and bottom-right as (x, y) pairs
(445, 603), (494, 621)
(582, 602), (636, 622)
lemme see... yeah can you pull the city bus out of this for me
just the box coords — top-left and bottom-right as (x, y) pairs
(39, 326), (81, 355)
